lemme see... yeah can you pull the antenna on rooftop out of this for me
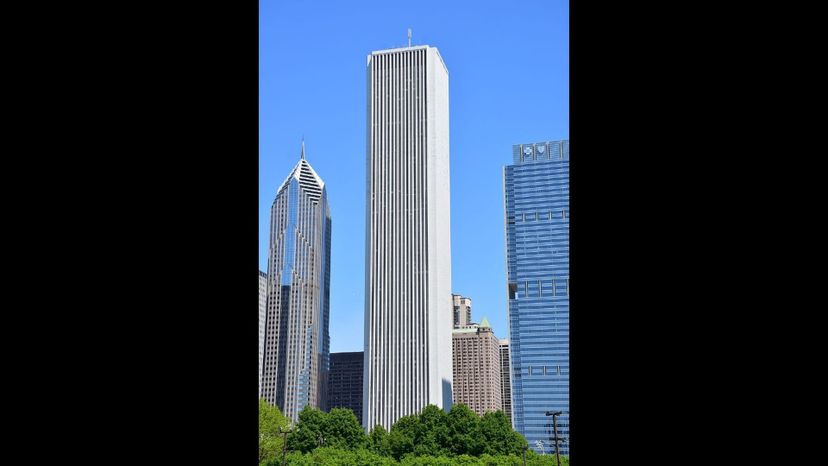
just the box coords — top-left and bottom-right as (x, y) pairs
(408, 28), (412, 47)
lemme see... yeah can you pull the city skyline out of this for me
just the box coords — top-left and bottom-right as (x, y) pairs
(260, 0), (569, 354)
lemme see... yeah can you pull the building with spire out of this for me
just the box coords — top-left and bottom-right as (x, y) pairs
(451, 315), (502, 416)
(261, 141), (332, 422)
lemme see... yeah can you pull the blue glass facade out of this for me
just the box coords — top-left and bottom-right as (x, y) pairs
(504, 140), (569, 455)
(262, 153), (332, 422)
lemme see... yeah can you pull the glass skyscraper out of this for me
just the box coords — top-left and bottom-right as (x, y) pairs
(261, 143), (332, 422)
(503, 140), (569, 455)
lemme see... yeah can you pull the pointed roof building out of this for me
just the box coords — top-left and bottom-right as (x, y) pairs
(276, 141), (325, 203)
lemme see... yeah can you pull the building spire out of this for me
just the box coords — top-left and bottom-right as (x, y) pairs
(301, 136), (305, 160)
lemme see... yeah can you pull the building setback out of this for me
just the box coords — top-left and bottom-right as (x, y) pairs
(452, 294), (472, 329)
(451, 317), (502, 416)
(261, 143), (332, 422)
(363, 44), (453, 431)
(503, 140), (569, 455)
(326, 351), (364, 425)
(259, 270), (268, 397)
(499, 339), (512, 425)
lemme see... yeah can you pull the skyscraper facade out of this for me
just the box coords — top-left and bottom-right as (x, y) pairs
(451, 317), (502, 416)
(262, 145), (332, 422)
(503, 140), (569, 454)
(363, 44), (453, 431)
(499, 339), (512, 425)
(452, 294), (472, 329)
(259, 270), (268, 397)
(326, 351), (364, 425)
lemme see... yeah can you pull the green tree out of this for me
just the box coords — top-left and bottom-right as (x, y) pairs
(287, 406), (368, 454)
(446, 404), (482, 456)
(281, 446), (398, 466)
(258, 398), (290, 465)
(325, 407), (367, 449)
(478, 411), (527, 457)
(388, 414), (419, 459)
(287, 405), (328, 453)
(369, 424), (391, 456)
(414, 404), (450, 456)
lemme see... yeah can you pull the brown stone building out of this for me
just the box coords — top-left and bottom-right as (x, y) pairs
(451, 317), (502, 416)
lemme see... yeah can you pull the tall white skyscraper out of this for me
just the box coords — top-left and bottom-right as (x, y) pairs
(259, 270), (268, 397)
(261, 143), (332, 422)
(363, 45), (453, 431)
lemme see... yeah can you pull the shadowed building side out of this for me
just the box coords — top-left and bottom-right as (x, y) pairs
(326, 351), (364, 425)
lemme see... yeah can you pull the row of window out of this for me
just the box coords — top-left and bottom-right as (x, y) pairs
(509, 279), (569, 299)
(523, 365), (565, 376)
(508, 209), (568, 224)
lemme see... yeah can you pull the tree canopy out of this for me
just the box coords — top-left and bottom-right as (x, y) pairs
(287, 405), (366, 454)
(259, 402), (565, 465)
(258, 398), (290, 465)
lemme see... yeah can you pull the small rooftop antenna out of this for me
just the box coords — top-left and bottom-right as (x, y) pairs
(408, 28), (412, 47)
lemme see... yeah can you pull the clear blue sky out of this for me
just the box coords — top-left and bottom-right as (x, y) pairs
(260, 0), (568, 353)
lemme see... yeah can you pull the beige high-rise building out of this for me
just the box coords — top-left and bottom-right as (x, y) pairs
(452, 294), (472, 329)
(451, 317), (502, 416)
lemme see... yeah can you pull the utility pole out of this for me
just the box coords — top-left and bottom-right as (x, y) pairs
(545, 411), (563, 466)
(522, 445), (528, 466)
(279, 426), (294, 466)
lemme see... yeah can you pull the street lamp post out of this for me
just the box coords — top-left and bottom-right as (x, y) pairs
(545, 411), (563, 466)
(278, 426), (294, 466)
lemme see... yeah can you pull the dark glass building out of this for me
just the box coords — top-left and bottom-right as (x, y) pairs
(326, 351), (363, 425)
(503, 140), (569, 455)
